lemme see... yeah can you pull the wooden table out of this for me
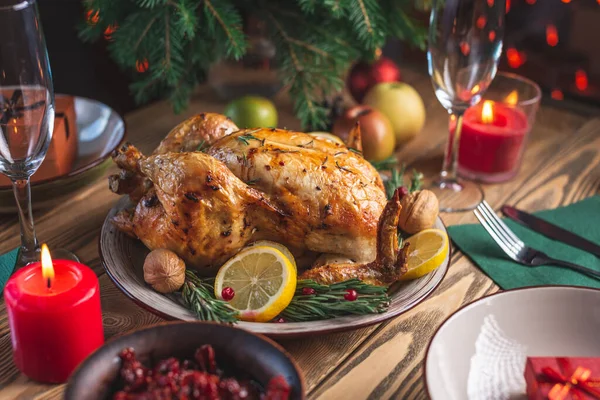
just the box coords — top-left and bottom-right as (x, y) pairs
(0, 68), (598, 399)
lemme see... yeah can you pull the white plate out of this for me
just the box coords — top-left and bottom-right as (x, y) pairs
(100, 196), (450, 338)
(425, 286), (600, 400)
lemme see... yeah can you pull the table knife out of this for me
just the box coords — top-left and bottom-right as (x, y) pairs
(501, 205), (600, 258)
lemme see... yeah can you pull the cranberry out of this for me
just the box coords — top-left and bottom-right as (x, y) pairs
(221, 286), (235, 301)
(344, 289), (358, 301)
(301, 287), (316, 295)
(398, 186), (409, 199)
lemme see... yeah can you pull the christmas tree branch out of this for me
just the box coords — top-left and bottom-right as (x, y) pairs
(134, 17), (158, 51)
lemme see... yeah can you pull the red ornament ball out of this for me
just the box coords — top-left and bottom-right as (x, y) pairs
(347, 57), (401, 103)
(344, 289), (358, 301)
(302, 287), (316, 296)
(221, 287), (235, 301)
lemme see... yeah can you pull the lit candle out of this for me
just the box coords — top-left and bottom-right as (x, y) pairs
(452, 95), (529, 181)
(4, 244), (104, 383)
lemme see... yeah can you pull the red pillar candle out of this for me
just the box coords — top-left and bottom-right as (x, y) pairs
(4, 245), (104, 383)
(453, 100), (529, 182)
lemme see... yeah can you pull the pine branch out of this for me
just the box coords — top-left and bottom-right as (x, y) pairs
(345, 0), (387, 50)
(136, 0), (167, 8)
(203, 0), (247, 59)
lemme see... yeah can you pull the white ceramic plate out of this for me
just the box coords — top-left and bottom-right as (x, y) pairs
(100, 196), (450, 338)
(425, 286), (600, 400)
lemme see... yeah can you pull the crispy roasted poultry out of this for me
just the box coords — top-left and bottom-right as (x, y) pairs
(109, 113), (408, 285)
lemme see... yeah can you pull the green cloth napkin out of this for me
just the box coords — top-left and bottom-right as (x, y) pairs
(447, 196), (600, 289)
(0, 248), (18, 292)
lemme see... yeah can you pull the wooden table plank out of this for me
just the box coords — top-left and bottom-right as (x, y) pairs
(0, 67), (597, 399)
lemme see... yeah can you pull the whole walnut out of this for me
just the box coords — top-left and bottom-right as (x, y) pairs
(398, 190), (439, 234)
(143, 249), (186, 293)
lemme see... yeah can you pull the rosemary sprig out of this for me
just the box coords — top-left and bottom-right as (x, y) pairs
(349, 147), (362, 155)
(237, 129), (264, 146)
(182, 271), (239, 324)
(382, 165), (424, 200)
(384, 164), (406, 200)
(196, 140), (207, 152)
(335, 161), (355, 174)
(409, 170), (424, 192)
(370, 155), (398, 171)
(280, 279), (390, 322)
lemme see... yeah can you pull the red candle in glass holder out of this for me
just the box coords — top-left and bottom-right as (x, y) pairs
(453, 97), (529, 180)
(4, 244), (104, 383)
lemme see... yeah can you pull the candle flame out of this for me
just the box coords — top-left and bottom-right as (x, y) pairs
(41, 244), (54, 288)
(546, 25), (559, 47)
(505, 90), (519, 106)
(481, 101), (494, 124)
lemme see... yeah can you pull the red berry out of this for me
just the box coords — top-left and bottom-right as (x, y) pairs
(221, 287), (235, 301)
(344, 289), (358, 301)
(302, 287), (316, 295)
(398, 186), (409, 199)
(276, 317), (286, 323)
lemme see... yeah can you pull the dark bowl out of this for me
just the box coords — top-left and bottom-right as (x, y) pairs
(65, 321), (305, 400)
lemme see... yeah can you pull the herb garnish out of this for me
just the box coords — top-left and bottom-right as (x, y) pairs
(182, 271), (239, 323)
(280, 279), (390, 322)
(298, 140), (314, 148)
(196, 140), (207, 152)
(236, 129), (264, 146)
(370, 155), (398, 171)
(246, 178), (260, 185)
(349, 147), (362, 155)
(336, 161), (354, 174)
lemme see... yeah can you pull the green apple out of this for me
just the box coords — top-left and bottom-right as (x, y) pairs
(363, 82), (425, 144)
(224, 96), (278, 128)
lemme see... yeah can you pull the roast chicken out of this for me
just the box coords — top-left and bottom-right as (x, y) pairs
(109, 113), (408, 285)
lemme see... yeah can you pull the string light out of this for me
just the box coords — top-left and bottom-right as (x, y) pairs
(476, 16), (487, 29)
(506, 0), (511, 12)
(561, 0), (571, 3)
(546, 25), (559, 47)
(506, 48), (526, 68)
(551, 89), (564, 100)
(575, 69), (588, 91)
(489, 31), (496, 41)
(460, 41), (471, 56)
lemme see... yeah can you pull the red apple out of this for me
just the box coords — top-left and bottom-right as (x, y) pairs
(332, 105), (396, 161)
(347, 57), (401, 103)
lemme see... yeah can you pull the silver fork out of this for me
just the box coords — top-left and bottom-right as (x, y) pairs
(474, 200), (600, 280)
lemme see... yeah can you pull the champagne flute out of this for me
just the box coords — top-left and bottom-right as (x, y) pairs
(0, 0), (77, 267)
(427, 0), (505, 212)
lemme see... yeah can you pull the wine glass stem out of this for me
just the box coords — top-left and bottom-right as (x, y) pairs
(440, 111), (465, 182)
(12, 177), (39, 266)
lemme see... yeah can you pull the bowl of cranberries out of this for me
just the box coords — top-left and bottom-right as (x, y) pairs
(65, 321), (304, 400)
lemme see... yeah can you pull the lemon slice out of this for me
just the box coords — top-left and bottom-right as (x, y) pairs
(246, 240), (297, 270)
(400, 229), (449, 281)
(308, 131), (345, 145)
(214, 246), (296, 322)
